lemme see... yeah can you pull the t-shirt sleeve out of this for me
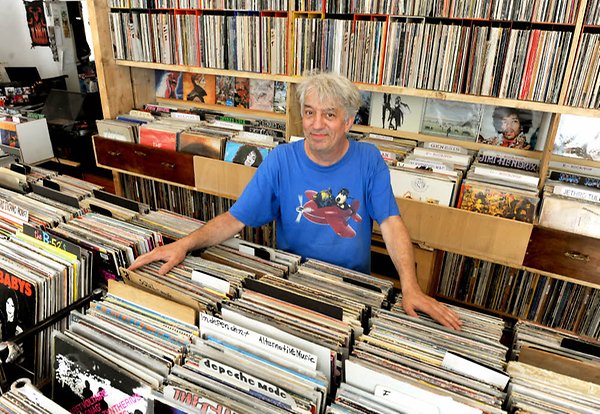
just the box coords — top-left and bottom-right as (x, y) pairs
(228, 148), (281, 227)
(365, 146), (400, 223)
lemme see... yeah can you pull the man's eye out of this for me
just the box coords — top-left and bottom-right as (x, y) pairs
(326, 113), (335, 119)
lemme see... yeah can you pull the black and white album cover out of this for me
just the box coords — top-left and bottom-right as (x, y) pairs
(369, 93), (424, 132)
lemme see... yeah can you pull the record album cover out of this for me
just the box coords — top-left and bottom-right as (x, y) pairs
(155, 71), (183, 100)
(224, 141), (270, 167)
(183, 73), (216, 104)
(421, 99), (482, 140)
(369, 93), (424, 132)
(477, 106), (547, 150)
(53, 332), (150, 414)
(249, 79), (274, 111)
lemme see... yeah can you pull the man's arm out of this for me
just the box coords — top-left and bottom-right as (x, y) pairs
(379, 215), (462, 330)
(128, 211), (245, 275)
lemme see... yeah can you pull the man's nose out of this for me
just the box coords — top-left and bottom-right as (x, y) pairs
(313, 113), (325, 129)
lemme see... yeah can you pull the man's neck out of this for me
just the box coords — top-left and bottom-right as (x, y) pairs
(304, 139), (350, 167)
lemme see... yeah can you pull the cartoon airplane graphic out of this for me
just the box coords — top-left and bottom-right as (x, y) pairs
(295, 190), (362, 238)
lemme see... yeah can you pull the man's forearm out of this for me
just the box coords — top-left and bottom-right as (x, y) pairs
(379, 215), (420, 293)
(178, 211), (246, 253)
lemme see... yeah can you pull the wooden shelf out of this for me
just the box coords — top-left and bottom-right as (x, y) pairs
(156, 98), (287, 121)
(115, 60), (293, 82)
(352, 124), (545, 157)
(115, 60), (600, 117)
(396, 198), (533, 267)
(193, 156), (255, 199)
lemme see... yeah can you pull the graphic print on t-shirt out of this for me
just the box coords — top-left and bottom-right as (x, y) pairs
(294, 187), (362, 238)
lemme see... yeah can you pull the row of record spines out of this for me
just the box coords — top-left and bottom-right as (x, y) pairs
(109, 11), (287, 74)
(113, 0), (587, 24)
(383, 22), (572, 103)
(564, 32), (600, 109)
(586, 0), (600, 24)
(119, 173), (276, 246)
(438, 252), (600, 340)
(112, 0), (288, 10)
(110, 10), (588, 103)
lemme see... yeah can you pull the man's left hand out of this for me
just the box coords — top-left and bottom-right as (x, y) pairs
(402, 289), (462, 331)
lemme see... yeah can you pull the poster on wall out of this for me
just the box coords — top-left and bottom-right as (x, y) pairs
(25, 1), (50, 46)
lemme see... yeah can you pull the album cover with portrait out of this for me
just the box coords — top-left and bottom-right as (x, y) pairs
(183, 73), (216, 104)
(477, 106), (549, 151)
(370, 93), (424, 132)
(224, 141), (270, 167)
(155, 70), (183, 100)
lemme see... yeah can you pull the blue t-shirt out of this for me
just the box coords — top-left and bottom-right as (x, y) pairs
(229, 139), (400, 273)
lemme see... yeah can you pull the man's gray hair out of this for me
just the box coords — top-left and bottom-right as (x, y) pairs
(296, 71), (362, 122)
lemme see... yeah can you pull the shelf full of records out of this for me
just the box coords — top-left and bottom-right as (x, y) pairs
(109, 8), (288, 73)
(438, 251), (600, 340)
(105, 0), (599, 106)
(119, 173), (276, 247)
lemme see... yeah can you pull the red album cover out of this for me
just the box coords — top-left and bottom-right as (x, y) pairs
(139, 125), (178, 150)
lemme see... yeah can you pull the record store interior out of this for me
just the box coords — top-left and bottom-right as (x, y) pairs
(0, 1), (599, 413)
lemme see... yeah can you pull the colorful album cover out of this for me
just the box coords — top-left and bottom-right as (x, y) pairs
(0, 122), (18, 147)
(216, 76), (235, 106)
(178, 131), (225, 159)
(552, 114), (600, 161)
(234, 77), (250, 108)
(249, 79), (274, 111)
(183, 73), (216, 104)
(458, 181), (539, 223)
(273, 81), (287, 113)
(53, 332), (149, 413)
(354, 91), (371, 126)
(477, 106), (548, 151)
(224, 141), (270, 167)
(139, 126), (178, 151)
(420, 99), (482, 140)
(155, 70), (183, 99)
(370, 93), (424, 132)
(0, 268), (36, 378)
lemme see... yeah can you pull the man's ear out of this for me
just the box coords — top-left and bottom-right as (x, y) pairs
(344, 114), (355, 132)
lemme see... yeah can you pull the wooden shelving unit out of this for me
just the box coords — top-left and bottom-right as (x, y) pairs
(88, 0), (600, 323)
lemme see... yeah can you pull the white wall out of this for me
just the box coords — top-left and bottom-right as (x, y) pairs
(0, 1), (79, 91)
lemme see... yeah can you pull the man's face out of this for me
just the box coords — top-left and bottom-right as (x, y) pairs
(302, 91), (353, 164)
(500, 114), (521, 140)
(244, 150), (256, 166)
(6, 298), (14, 320)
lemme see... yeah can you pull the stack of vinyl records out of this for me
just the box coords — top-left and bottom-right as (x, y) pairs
(33, 174), (104, 200)
(391, 142), (471, 206)
(53, 281), (197, 413)
(120, 260), (231, 315)
(128, 208), (205, 240)
(0, 378), (69, 413)
(301, 259), (395, 305)
(224, 279), (354, 363)
(539, 160), (600, 238)
(458, 149), (541, 222)
(510, 320), (600, 382)
(285, 259), (395, 329)
(51, 212), (162, 284)
(79, 195), (142, 222)
(337, 301), (510, 413)
(0, 187), (78, 232)
(506, 361), (600, 413)
(0, 232), (90, 384)
(201, 244), (289, 278)
(164, 312), (329, 413)
(221, 237), (302, 274)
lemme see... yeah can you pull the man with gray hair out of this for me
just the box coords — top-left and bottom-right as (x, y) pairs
(130, 72), (461, 330)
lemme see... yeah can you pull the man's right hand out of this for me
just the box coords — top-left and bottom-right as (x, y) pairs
(128, 241), (188, 275)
